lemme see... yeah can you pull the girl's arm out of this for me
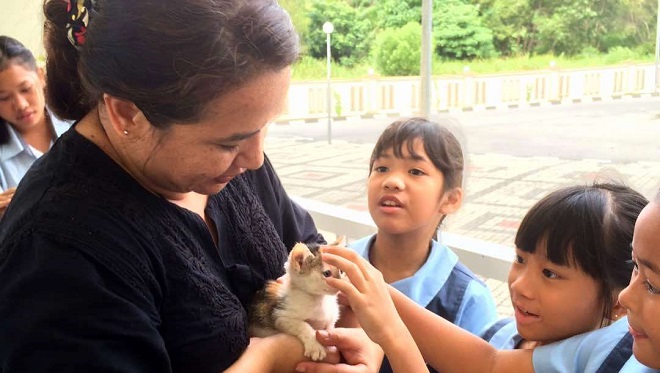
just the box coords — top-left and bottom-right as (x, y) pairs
(322, 246), (535, 373)
(389, 286), (534, 373)
(320, 248), (429, 373)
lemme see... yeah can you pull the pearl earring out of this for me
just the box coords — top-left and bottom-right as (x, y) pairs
(123, 130), (129, 136)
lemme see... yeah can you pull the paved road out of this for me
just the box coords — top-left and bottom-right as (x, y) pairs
(270, 97), (660, 162)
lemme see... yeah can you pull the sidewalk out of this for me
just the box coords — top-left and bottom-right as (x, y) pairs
(265, 135), (660, 318)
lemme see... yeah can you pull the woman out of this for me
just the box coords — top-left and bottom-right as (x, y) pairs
(0, 35), (70, 215)
(0, 0), (331, 372)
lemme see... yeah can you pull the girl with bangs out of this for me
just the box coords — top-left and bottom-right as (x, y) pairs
(349, 117), (497, 373)
(482, 183), (643, 358)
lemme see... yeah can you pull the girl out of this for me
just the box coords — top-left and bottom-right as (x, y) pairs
(297, 184), (656, 373)
(482, 183), (642, 351)
(0, 35), (70, 215)
(349, 118), (496, 373)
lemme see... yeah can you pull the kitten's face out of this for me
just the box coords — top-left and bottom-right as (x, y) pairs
(287, 243), (342, 295)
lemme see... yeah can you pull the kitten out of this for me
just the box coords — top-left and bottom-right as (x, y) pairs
(249, 239), (344, 361)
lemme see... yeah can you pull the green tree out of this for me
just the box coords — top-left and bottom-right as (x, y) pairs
(374, 0), (422, 29)
(533, 0), (601, 55)
(279, 0), (312, 52)
(434, 0), (496, 59)
(529, 0), (656, 56)
(305, 0), (372, 66)
(473, 0), (535, 55)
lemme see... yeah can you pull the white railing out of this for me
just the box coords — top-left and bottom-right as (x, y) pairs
(293, 196), (514, 282)
(282, 63), (657, 121)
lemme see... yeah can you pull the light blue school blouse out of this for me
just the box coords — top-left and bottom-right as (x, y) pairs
(533, 317), (659, 373)
(480, 317), (521, 349)
(0, 110), (70, 191)
(350, 234), (497, 335)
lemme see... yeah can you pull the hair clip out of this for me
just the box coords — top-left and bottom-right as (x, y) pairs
(65, 0), (95, 49)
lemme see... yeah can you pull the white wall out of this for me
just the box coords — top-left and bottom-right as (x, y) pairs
(0, 0), (46, 59)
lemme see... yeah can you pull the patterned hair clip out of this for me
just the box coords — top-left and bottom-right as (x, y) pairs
(65, 0), (95, 49)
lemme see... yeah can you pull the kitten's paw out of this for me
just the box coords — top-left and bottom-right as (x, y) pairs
(303, 338), (327, 361)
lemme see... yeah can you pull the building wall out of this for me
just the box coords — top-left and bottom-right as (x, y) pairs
(0, 0), (45, 59)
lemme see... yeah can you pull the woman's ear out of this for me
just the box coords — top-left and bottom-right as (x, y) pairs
(439, 187), (463, 215)
(102, 94), (143, 137)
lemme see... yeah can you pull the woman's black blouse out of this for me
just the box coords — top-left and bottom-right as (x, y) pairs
(0, 129), (324, 373)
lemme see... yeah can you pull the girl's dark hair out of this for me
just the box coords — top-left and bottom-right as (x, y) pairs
(43, 0), (300, 125)
(515, 182), (648, 325)
(0, 35), (38, 144)
(0, 36), (37, 72)
(369, 117), (464, 191)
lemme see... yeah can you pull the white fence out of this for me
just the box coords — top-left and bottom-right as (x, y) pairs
(282, 63), (657, 121)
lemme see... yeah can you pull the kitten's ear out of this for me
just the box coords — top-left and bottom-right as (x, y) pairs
(329, 235), (346, 247)
(290, 243), (308, 270)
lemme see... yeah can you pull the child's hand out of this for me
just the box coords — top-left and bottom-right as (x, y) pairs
(320, 246), (403, 348)
(0, 187), (16, 217)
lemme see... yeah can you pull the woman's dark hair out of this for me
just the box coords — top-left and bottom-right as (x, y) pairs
(0, 36), (39, 144)
(43, 0), (300, 125)
(515, 182), (648, 326)
(369, 117), (464, 191)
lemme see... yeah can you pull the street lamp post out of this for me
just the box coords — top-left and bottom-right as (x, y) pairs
(420, 0), (432, 118)
(655, 0), (660, 89)
(323, 21), (334, 145)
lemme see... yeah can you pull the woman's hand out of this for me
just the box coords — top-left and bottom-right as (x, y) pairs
(225, 332), (341, 373)
(295, 328), (384, 373)
(0, 187), (16, 217)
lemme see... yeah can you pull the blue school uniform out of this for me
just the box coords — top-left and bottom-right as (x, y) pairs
(351, 234), (498, 373)
(533, 317), (659, 373)
(480, 317), (521, 349)
(0, 109), (71, 191)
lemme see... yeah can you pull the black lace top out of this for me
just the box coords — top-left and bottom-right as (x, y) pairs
(0, 128), (324, 373)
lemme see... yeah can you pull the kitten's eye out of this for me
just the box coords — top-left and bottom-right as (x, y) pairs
(322, 270), (332, 278)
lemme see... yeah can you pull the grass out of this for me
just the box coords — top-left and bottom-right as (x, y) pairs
(292, 50), (655, 81)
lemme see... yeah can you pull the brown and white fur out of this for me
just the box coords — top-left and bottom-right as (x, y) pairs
(249, 239), (344, 361)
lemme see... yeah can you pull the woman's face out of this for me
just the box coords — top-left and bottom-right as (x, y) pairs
(0, 63), (46, 131)
(618, 200), (660, 369)
(124, 68), (291, 200)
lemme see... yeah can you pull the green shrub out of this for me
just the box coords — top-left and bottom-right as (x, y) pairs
(373, 22), (422, 76)
(604, 47), (638, 64)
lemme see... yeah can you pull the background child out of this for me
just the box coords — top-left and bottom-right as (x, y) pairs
(482, 183), (646, 356)
(0, 35), (70, 215)
(298, 186), (659, 373)
(349, 118), (496, 373)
